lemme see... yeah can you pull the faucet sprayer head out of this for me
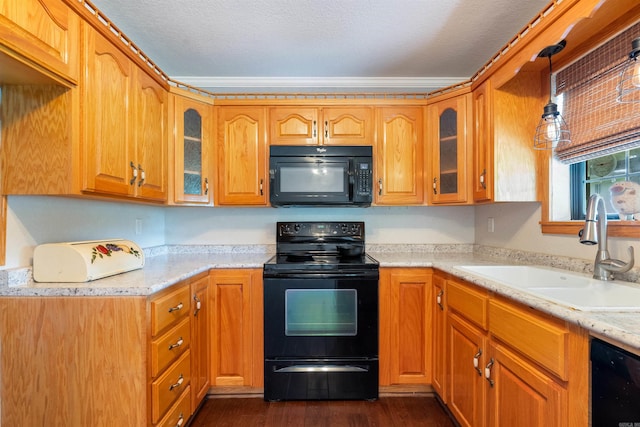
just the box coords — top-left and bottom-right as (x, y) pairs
(579, 220), (598, 245)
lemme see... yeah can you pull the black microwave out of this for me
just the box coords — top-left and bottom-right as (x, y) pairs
(269, 145), (373, 207)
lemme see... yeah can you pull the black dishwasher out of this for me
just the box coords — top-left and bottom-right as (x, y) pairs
(591, 338), (640, 426)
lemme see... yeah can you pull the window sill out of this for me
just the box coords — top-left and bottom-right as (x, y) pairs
(541, 221), (640, 238)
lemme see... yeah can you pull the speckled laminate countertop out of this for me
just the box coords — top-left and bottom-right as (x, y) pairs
(2, 244), (639, 352)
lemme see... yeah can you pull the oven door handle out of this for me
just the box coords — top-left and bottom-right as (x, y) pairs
(274, 365), (369, 373)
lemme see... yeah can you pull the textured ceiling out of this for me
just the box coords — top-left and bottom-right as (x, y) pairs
(89, 0), (550, 91)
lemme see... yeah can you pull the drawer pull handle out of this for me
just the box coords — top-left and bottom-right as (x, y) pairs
(169, 374), (184, 391)
(168, 302), (183, 313)
(473, 349), (482, 376)
(174, 413), (185, 427)
(484, 358), (494, 387)
(168, 337), (184, 350)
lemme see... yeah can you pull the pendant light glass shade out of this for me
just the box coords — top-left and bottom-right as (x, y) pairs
(534, 102), (571, 149)
(617, 37), (640, 103)
(533, 41), (571, 150)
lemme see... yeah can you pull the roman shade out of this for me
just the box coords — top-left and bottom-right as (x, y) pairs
(554, 22), (640, 164)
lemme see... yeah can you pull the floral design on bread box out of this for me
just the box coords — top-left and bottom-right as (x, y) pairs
(91, 243), (141, 264)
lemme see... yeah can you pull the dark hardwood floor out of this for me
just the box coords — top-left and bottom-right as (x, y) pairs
(190, 396), (456, 427)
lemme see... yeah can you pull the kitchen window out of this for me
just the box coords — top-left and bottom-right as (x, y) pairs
(569, 149), (640, 220)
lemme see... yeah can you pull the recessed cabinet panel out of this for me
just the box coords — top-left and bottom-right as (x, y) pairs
(216, 107), (268, 206)
(375, 107), (425, 205)
(0, 0), (80, 84)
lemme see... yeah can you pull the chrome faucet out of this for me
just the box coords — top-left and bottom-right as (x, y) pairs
(579, 193), (634, 280)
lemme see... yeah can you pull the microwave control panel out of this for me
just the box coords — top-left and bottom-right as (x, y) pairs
(355, 161), (372, 196)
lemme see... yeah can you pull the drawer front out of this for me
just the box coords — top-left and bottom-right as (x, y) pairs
(151, 285), (191, 337)
(156, 386), (191, 427)
(152, 350), (191, 423)
(151, 316), (191, 377)
(489, 299), (569, 379)
(447, 279), (488, 330)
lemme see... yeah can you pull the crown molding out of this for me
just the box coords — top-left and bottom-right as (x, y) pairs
(169, 76), (468, 90)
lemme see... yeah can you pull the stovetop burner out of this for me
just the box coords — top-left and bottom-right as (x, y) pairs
(263, 221), (379, 275)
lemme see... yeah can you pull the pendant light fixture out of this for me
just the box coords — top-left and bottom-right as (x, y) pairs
(617, 37), (640, 103)
(534, 40), (571, 150)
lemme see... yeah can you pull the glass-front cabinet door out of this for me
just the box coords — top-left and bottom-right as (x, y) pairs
(428, 89), (472, 204)
(171, 91), (213, 205)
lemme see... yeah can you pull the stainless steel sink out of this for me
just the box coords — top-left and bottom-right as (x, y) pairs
(454, 265), (640, 311)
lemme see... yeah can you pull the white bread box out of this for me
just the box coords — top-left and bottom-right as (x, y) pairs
(33, 239), (145, 282)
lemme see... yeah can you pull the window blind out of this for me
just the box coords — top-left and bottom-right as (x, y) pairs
(554, 22), (640, 164)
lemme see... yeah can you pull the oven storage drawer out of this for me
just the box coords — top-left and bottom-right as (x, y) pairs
(264, 359), (379, 401)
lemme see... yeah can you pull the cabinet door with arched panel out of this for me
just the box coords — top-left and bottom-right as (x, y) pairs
(428, 88), (472, 205)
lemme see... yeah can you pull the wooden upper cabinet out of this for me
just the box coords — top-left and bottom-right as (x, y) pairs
(0, 0), (79, 84)
(133, 69), (167, 201)
(472, 80), (493, 203)
(215, 106), (268, 206)
(269, 106), (373, 145)
(375, 106), (425, 205)
(170, 90), (214, 205)
(472, 72), (543, 204)
(82, 25), (134, 198)
(428, 89), (472, 205)
(82, 25), (167, 202)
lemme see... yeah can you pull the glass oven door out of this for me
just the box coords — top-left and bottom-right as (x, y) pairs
(263, 276), (378, 359)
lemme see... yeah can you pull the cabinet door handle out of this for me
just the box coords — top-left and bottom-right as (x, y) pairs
(324, 120), (329, 139)
(130, 161), (138, 185)
(168, 337), (184, 350)
(473, 349), (483, 376)
(204, 177), (209, 195)
(168, 302), (183, 313)
(480, 169), (487, 189)
(137, 164), (145, 187)
(378, 178), (383, 196)
(259, 179), (264, 196)
(436, 290), (444, 311)
(313, 120), (317, 138)
(193, 295), (201, 316)
(484, 358), (494, 387)
(433, 177), (438, 194)
(169, 374), (184, 391)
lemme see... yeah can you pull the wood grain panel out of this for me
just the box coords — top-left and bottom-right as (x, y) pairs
(135, 68), (167, 201)
(216, 107), (268, 205)
(2, 84), (74, 194)
(375, 107), (425, 205)
(380, 268), (432, 385)
(210, 269), (254, 386)
(446, 279), (489, 331)
(489, 298), (569, 380)
(0, 0), (79, 83)
(0, 296), (147, 426)
(82, 25), (133, 197)
(324, 107), (373, 145)
(269, 107), (317, 145)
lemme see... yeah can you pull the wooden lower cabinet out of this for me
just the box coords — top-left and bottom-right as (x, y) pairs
(0, 277), (211, 426)
(209, 268), (263, 388)
(431, 272), (447, 400)
(439, 274), (589, 427)
(191, 272), (211, 410)
(379, 267), (432, 385)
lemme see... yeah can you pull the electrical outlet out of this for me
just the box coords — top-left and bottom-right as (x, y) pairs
(135, 218), (142, 235)
(487, 217), (495, 233)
